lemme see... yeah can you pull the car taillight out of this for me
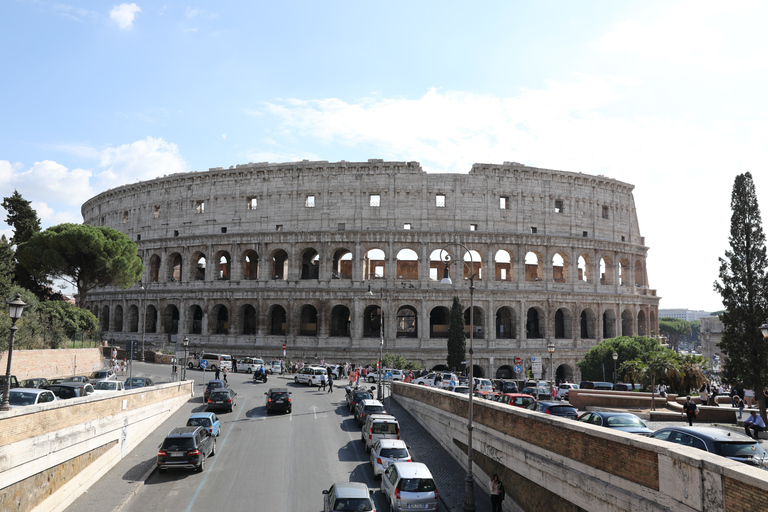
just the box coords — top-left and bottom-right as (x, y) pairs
(376, 457), (382, 464)
(227, 398), (232, 403)
(207, 399), (212, 403)
(545, 409), (551, 415)
(188, 450), (201, 455)
(368, 429), (372, 440)
(405, 458), (411, 462)
(268, 398), (272, 402)
(397, 433), (400, 439)
(394, 488), (400, 499)
(157, 450), (167, 456)
(208, 426), (213, 433)
(434, 489), (438, 499)
(287, 398), (291, 402)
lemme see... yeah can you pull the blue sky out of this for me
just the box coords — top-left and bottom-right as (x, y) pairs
(3, 0), (768, 312)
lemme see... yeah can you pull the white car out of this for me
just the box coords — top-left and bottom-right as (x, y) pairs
(369, 438), (411, 476)
(6, 388), (58, 407)
(413, 372), (457, 388)
(238, 357), (264, 374)
(472, 378), (494, 392)
(557, 383), (579, 400)
(294, 366), (327, 386)
(93, 380), (126, 394)
(366, 369), (404, 383)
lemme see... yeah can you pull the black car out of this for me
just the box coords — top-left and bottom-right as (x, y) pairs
(157, 426), (216, 472)
(207, 388), (237, 412)
(20, 377), (50, 388)
(650, 426), (768, 468)
(345, 386), (373, 413)
(265, 387), (292, 414)
(525, 400), (578, 419)
(204, 379), (227, 401)
(355, 399), (386, 426)
(493, 379), (518, 394)
(45, 383), (95, 399)
(124, 377), (155, 390)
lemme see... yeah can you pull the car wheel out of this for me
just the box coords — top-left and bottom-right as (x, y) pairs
(196, 455), (205, 472)
(294, 376), (299, 384)
(246, 368), (252, 374)
(188, 362), (194, 369)
(368, 377), (375, 383)
(210, 439), (216, 456)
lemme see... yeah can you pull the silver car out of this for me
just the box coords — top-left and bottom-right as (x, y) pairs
(322, 481), (376, 512)
(381, 462), (438, 512)
(369, 439), (411, 477)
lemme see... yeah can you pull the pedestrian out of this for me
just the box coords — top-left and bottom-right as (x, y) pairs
(328, 374), (334, 393)
(744, 410), (766, 439)
(222, 366), (228, 385)
(215, 366), (221, 380)
(699, 383), (708, 405)
(489, 473), (505, 512)
(121, 359), (127, 375)
(734, 395), (745, 419)
(745, 389), (755, 407)
(232, 358), (238, 373)
(171, 364), (178, 381)
(319, 372), (327, 391)
(684, 396), (698, 426)
(355, 369), (360, 386)
(730, 386), (738, 407)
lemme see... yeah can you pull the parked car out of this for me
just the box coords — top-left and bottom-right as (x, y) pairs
(650, 426), (768, 468)
(64, 375), (91, 384)
(93, 380), (125, 394)
(613, 383), (634, 391)
(265, 387), (292, 414)
(556, 383), (579, 400)
(579, 381), (614, 390)
(522, 386), (553, 401)
(204, 380), (227, 401)
(322, 482), (376, 512)
(525, 400), (578, 419)
(380, 462), (438, 512)
(45, 383), (95, 399)
(367, 369), (404, 383)
(412, 372), (457, 388)
(496, 393), (536, 408)
(157, 426), (215, 473)
(0, 375), (20, 391)
(124, 377), (155, 390)
(48, 378), (68, 385)
(238, 357), (264, 374)
(474, 390), (499, 401)
(578, 412), (653, 435)
(186, 412), (221, 437)
(270, 361), (283, 374)
(370, 439), (412, 477)
(361, 414), (400, 452)
(448, 385), (471, 394)
(6, 388), (58, 407)
(207, 388), (237, 412)
(326, 365), (342, 378)
(294, 366), (327, 386)
(493, 379), (518, 394)
(472, 378), (494, 392)
(346, 387), (374, 412)
(89, 370), (116, 381)
(20, 377), (50, 389)
(355, 399), (386, 425)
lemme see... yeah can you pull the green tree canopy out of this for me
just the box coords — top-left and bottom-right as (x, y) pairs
(2, 190), (41, 246)
(447, 296), (466, 371)
(659, 317), (692, 351)
(0, 235), (14, 299)
(714, 171), (768, 421)
(16, 223), (143, 307)
(577, 336), (661, 382)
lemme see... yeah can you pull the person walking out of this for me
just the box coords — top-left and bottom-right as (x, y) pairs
(319, 372), (327, 391)
(232, 358), (238, 373)
(699, 384), (708, 406)
(684, 396), (698, 426)
(489, 474), (505, 512)
(171, 364), (178, 381)
(744, 410), (766, 439)
(327, 374), (334, 393)
(222, 366), (228, 385)
(734, 395), (745, 419)
(215, 366), (221, 380)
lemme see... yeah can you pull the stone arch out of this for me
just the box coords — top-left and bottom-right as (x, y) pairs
(168, 253), (182, 282)
(603, 308), (617, 338)
(127, 305), (139, 332)
(621, 309), (633, 337)
(552, 251), (569, 283)
(269, 304), (287, 335)
(554, 307), (572, 339)
(331, 248), (353, 280)
(163, 304), (179, 334)
(363, 248), (386, 279)
(464, 305), (484, 339)
(649, 309), (657, 335)
(363, 304), (382, 338)
(495, 306), (516, 339)
(525, 251), (543, 281)
(600, 256), (613, 285)
(330, 305), (351, 337)
(638, 310), (647, 336)
(496, 365), (514, 379)
(463, 250), (483, 281)
(396, 305), (418, 338)
(635, 260), (645, 287)
(214, 250), (231, 280)
(580, 308), (596, 339)
(210, 304), (229, 335)
(241, 304), (257, 335)
(619, 257), (630, 286)
(149, 254), (161, 283)
(114, 305), (124, 332)
(189, 305), (203, 335)
(471, 364), (484, 378)
(299, 304), (318, 336)
(429, 249), (446, 281)
(100, 305), (110, 331)
(577, 254), (592, 283)
(430, 306), (450, 338)
(271, 249), (289, 280)
(300, 248), (320, 280)
(494, 249), (514, 281)
(556, 364), (575, 384)
(191, 251), (207, 281)
(242, 250), (259, 280)
(396, 248), (419, 280)
(526, 306), (545, 339)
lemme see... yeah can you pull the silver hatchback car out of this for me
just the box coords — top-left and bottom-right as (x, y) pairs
(322, 481), (376, 512)
(369, 439), (411, 477)
(381, 462), (438, 511)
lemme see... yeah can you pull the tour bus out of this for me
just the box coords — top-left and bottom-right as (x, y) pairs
(191, 353), (232, 371)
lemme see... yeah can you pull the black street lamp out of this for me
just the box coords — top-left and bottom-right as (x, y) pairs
(139, 281), (148, 361)
(366, 273), (385, 401)
(440, 243), (477, 512)
(181, 336), (189, 381)
(612, 351), (619, 385)
(1, 294), (27, 411)
(547, 341), (555, 391)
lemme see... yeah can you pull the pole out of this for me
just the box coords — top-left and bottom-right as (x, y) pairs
(0, 321), (19, 411)
(464, 273), (476, 512)
(378, 303), (384, 401)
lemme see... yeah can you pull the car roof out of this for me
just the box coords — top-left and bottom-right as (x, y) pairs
(500, 393), (535, 398)
(188, 412), (216, 419)
(267, 387), (289, 393)
(360, 399), (383, 406)
(167, 426), (202, 437)
(391, 461), (431, 478)
(378, 439), (407, 448)
(332, 482), (370, 499)
(9, 388), (49, 395)
(537, 401), (571, 406)
(207, 379), (225, 385)
(656, 426), (757, 442)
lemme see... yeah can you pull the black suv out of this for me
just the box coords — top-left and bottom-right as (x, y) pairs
(265, 387), (292, 414)
(157, 426), (216, 473)
(493, 379), (518, 393)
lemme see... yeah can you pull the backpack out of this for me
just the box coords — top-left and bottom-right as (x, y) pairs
(499, 482), (506, 501)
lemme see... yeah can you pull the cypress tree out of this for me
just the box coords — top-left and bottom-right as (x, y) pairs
(447, 296), (466, 371)
(2, 190), (41, 246)
(714, 172), (768, 421)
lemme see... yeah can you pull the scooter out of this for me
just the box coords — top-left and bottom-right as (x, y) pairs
(253, 371), (268, 383)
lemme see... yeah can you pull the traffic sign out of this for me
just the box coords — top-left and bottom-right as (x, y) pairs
(199, 359), (209, 369)
(385, 371), (393, 381)
(514, 364), (522, 374)
(514, 357), (522, 365)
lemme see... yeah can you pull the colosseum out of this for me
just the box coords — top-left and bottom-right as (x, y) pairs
(81, 159), (660, 382)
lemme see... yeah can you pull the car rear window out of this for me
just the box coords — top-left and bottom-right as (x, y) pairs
(715, 441), (767, 458)
(373, 423), (398, 434)
(187, 418), (212, 428)
(365, 405), (385, 414)
(399, 478), (436, 492)
(210, 391), (230, 400)
(9, 391), (38, 405)
(271, 392), (289, 400)
(207, 382), (225, 389)
(95, 381), (117, 390)
(162, 438), (196, 451)
(549, 406), (576, 414)
(332, 498), (374, 511)
(354, 392), (371, 402)
(380, 447), (409, 458)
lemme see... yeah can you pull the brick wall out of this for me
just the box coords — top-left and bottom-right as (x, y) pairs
(0, 348), (104, 381)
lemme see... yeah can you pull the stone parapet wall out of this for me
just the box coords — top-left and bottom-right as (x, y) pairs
(393, 382), (768, 512)
(0, 348), (105, 381)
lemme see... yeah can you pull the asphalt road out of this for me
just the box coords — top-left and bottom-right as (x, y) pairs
(65, 362), (450, 512)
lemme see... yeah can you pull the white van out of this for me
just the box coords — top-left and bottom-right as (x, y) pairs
(238, 357), (265, 373)
(361, 414), (400, 452)
(192, 353), (232, 371)
(294, 366), (327, 386)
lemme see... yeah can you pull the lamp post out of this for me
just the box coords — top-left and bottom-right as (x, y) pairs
(760, 321), (768, 339)
(181, 336), (189, 381)
(366, 273), (385, 401)
(139, 281), (148, 362)
(439, 242), (477, 512)
(547, 341), (555, 392)
(612, 351), (619, 385)
(1, 294), (27, 411)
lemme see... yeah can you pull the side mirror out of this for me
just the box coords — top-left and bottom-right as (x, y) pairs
(322, 490), (329, 495)
(264, 392), (268, 395)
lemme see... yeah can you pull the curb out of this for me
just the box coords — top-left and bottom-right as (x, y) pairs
(113, 461), (156, 512)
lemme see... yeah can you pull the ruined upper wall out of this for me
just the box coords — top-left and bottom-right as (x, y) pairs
(80, 160), (643, 246)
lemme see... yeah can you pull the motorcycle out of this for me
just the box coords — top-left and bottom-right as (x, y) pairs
(253, 371), (268, 383)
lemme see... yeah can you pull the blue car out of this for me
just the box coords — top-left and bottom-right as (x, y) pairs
(186, 412), (221, 437)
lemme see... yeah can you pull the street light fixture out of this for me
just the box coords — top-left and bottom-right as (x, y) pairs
(181, 336), (189, 381)
(366, 274), (385, 401)
(1, 294), (27, 411)
(439, 242), (477, 512)
(760, 321), (768, 339)
(139, 281), (148, 362)
(547, 341), (555, 392)
(612, 351), (619, 385)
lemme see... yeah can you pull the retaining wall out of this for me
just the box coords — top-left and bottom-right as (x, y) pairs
(0, 348), (105, 381)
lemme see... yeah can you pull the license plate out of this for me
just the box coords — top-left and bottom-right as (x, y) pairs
(215, 401), (223, 404)
(276, 400), (284, 403)
(171, 452), (183, 457)
(408, 505), (428, 509)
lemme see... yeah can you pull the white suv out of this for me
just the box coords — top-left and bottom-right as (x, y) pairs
(367, 369), (404, 383)
(557, 383), (579, 401)
(294, 366), (327, 386)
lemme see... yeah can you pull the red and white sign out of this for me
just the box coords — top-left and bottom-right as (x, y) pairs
(514, 357), (522, 365)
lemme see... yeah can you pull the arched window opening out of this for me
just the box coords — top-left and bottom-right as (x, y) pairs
(555, 308), (572, 339)
(330, 305), (351, 337)
(193, 253), (206, 281)
(210, 305), (228, 335)
(164, 305), (179, 334)
(272, 250), (289, 280)
(149, 255), (161, 283)
(430, 307), (450, 338)
(301, 249), (320, 280)
(555, 364), (575, 384)
(242, 305), (257, 335)
(577, 255), (590, 283)
(128, 305), (139, 333)
(169, 253), (182, 282)
(552, 253), (568, 283)
(619, 258), (630, 286)
(144, 305), (158, 333)
(525, 252), (542, 281)
(600, 256), (613, 285)
(429, 249), (446, 281)
(300, 305), (318, 336)
(191, 306), (203, 335)
(332, 249), (353, 279)
(496, 365), (515, 379)
(114, 305), (124, 332)
(396, 248), (419, 280)
(621, 309), (633, 337)
(396, 307), (418, 338)
(494, 250), (513, 281)
(364, 305), (383, 338)
(603, 309), (617, 338)
(526, 308), (543, 338)
(464, 250), (483, 281)
(100, 306), (110, 331)
(638, 310), (647, 336)
(580, 308), (596, 339)
(363, 249), (385, 280)
(216, 252), (231, 280)
(243, 250), (259, 280)
(464, 306), (484, 339)
(635, 260), (645, 287)
(270, 305), (287, 335)
(495, 307), (516, 339)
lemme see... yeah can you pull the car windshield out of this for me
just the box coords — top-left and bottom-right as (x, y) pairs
(94, 381), (117, 390)
(549, 406), (576, 413)
(90, 371), (107, 379)
(187, 418), (211, 427)
(354, 392), (371, 401)
(8, 391), (38, 405)
(126, 379), (144, 386)
(162, 438), (195, 451)
(606, 415), (646, 428)
(399, 478), (436, 492)
(332, 498), (374, 511)
(271, 392), (289, 400)
(715, 441), (767, 458)
(380, 447), (409, 458)
(207, 381), (224, 389)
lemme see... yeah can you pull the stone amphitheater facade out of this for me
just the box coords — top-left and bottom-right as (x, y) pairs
(82, 159), (660, 382)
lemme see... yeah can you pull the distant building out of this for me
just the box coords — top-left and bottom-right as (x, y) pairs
(659, 309), (712, 322)
(699, 316), (723, 362)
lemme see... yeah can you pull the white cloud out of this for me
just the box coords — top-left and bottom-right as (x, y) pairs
(110, 3), (141, 30)
(96, 136), (188, 190)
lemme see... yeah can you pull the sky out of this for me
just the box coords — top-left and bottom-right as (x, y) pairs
(2, 0), (768, 312)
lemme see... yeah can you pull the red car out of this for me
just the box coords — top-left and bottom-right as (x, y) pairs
(495, 393), (536, 408)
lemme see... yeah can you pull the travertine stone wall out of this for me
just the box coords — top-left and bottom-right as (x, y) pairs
(81, 160), (660, 382)
(0, 348), (104, 381)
